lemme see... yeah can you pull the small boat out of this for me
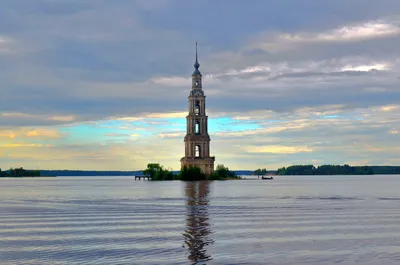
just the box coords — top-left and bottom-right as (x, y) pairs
(261, 176), (274, 180)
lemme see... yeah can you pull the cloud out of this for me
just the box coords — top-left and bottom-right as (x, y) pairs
(0, 143), (48, 148)
(25, 129), (62, 138)
(0, 1), (399, 169)
(248, 19), (400, 53)
(296, 21), (399, 42)
(159, 132), (184, 139)
(48, 115), (76, 122)
(0, 113), (77, 126)
(318, 21), (400, 41)
(151, 76), (189, 86)
(0, 128), (63, 142)
(379, 105), (399, 112)
(341, 63), (390, 72)
(246, 145), (314, 154)
(0, 36), (13, 53)
(0, 131), (17, 139)
(1, 3), (399, 124)
(1, 103), (399, 170)
(143, 112), (187, 119)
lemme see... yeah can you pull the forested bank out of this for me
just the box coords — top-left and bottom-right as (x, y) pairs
(2, 165), (399, 177)
(276, 165), (400, 175)
(0, 167), (42, 177)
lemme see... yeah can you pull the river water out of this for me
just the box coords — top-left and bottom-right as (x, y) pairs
(1, 175), (400, 265)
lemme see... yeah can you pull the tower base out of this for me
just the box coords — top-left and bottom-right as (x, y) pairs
(180, 157), (215, 175)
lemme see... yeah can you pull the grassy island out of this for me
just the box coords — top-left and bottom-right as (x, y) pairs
(143, 163), (241, 181)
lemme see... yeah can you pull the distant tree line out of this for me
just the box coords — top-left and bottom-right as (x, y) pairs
(275, 164), (400, 175)
(0, 167), (41, 177)
(40, 170), (143, 176)
(370, 166), (400, 174)
(143, 163), (241, 181)
(5, 165), (399, 178)
(40, 169), (255, 177)
(254, 168), (268, 176)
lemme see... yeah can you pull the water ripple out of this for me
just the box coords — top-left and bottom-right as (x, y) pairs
(1, 176), (400, 264)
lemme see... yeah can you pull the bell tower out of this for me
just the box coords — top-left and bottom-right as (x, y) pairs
(180, 43), (215, 175)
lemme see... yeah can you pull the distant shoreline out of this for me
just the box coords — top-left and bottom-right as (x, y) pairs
(37, 167), (399, 176)
(1, 165), (398, 177)
(0, 176), (56, 178)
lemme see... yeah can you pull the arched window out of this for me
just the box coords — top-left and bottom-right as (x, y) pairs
(195, 121), (200, 134)
(195, 145), (201, 157)
(195, 101), (200, 115)
(195, 80), (199, 87)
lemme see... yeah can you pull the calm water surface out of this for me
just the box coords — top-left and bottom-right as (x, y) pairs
(1, 175), (400, 264)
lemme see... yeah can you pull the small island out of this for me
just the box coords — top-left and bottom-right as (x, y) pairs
(142, 163), (241, 181)
(0, 167), (52, 178)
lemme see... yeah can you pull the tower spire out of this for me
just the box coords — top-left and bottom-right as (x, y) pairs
(195, 42), (198, 64)
(193, 42), (201, 76)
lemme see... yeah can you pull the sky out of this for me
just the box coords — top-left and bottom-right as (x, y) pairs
(0, 0), (399, 170)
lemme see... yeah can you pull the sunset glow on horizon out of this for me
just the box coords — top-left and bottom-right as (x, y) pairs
(1, 1), (399, 170)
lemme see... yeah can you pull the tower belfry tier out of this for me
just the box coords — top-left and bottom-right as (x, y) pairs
(181, 43), (215, 175)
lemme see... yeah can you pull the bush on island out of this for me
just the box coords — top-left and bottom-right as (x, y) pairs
(179, 165), (206, 181)
(143, 163), (177, 181)
(209, 164), (241, 180)
(143, 163), (241, 181)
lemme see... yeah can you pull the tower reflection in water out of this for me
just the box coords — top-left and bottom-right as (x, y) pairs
(183, 181), (214, 264)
